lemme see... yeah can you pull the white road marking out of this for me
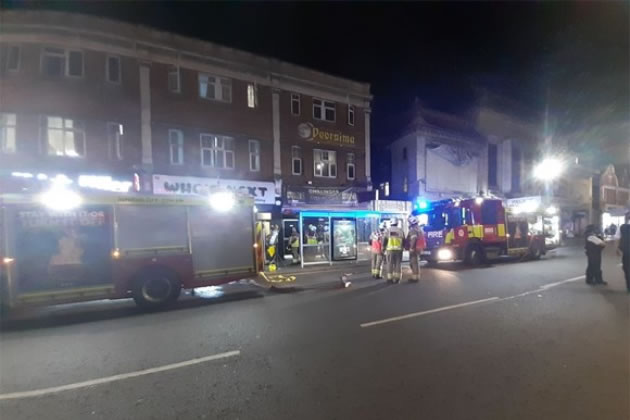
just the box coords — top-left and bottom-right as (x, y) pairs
(360, 297), (500, 328)
(361, 275), (586, 328)
(0, 350), (240, 401)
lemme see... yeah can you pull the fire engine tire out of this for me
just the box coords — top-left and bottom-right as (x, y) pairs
(465, 244), (485, 266)
(132, 268), (181, 309)
(530, 242), (544, 260)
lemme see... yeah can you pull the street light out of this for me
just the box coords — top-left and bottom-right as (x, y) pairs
(533, 157), (564, 181)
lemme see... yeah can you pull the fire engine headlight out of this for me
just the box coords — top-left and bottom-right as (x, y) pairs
(209, 191), (235, 212)
(437, 248), (454, 261)
(2, 257), (15, 265)
(40, 187), (82, 211)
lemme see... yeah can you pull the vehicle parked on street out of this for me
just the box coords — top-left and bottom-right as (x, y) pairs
(416, 196), (560, 265)
(0, 190), (260, 313)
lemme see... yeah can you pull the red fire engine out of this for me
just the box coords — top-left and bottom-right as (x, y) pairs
(416, 196), (560, 265)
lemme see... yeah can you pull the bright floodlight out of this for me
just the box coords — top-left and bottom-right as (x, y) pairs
(209, 191), (235, 212)
(534, 158), (564, 181)
(545, 206), (557, 215)
(40, 187), (82, 211)
(437, 248), (454, 261)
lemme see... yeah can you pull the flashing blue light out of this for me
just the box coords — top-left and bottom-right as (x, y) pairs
(417, 199), (429, 210)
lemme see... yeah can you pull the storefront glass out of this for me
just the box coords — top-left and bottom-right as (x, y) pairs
(332, 218), (357, 260)
(302, 216), (330, 264)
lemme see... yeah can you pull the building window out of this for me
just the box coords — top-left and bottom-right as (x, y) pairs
(346, 152), (355, 180)
(0, 113), (17, 153)
(347, 105), (355, 126)
(247, 83), (258, 108)
(313, 99), (336, 122)
(6, 45), (20, 72)
(248, 139), (261, 171)
(41, 48), (83, 77)
(314, 149), (337, 178)
(291, 94), (301, 116)
(382, 182), (390, 197)
(403, 176), (408, 193)
(44, 116), (85, 158)
(200, 134), (234, 169)
(106, 122), (124, 160)
(402, 147), (407, 160)
(106, 56), (121, 83)
(198, 73), (232, 102)
(168, 65), (181, 93)
(292, 146), (302, 175)
(169, 129), (184, 165)
(488, 143), (498, 187)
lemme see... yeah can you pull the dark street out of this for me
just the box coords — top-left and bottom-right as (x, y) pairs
(1, 244), (628, 420)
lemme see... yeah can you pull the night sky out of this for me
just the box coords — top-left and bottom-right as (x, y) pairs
(4, 1), (629, 176)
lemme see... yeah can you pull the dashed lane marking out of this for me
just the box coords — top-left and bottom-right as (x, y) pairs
(361, 275), (586, 328)
(0, 350), (240, 401)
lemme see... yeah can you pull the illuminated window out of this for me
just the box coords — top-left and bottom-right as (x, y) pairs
(44, 116), (85, 158)
(347, 105), (355, 126)
(346, 152), (355, 180)
(314, 149), (337, 178)
(313, 99), (336, 122)
(107, 122), (124, 160)
(198, 73), (231, 102)
(169, 129), (184, 165)
(106, 56), (121, 83)
(0, 113), (16, 153)
(291, 94), (301, 116)
(292, 146), (302, 175)
(200, 134), (234, 169)
(168, 65), (180, 93)
(249, 139), (260, 171)
(403, 176), (408, 193)
(247, 84), (258, 108)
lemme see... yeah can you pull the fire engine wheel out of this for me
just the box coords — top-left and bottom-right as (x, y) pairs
(465, 244), (485, 266)
(133, 269), (181, 309)
(530, 242), (543, 260)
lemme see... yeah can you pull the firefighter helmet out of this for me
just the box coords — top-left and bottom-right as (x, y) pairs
(408, 215), (419, 226)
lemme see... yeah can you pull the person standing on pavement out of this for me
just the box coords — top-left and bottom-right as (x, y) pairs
(289, 227), (300, 264)
(585, 224), (607, 286)
(383, 219), (404, 284)
(369, 222), (385, 279)
(406, 215), (426, 282)
(617, 223), (630, 292)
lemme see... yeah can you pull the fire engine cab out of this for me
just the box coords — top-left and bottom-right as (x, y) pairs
(415, 196), (560, 265)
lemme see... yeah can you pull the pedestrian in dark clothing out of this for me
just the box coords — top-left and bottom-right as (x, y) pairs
(617, 224), (630, 292)
(585, 225), (607, 286)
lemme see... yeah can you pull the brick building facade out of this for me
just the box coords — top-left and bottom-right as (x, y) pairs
(0, 11), (372, 218)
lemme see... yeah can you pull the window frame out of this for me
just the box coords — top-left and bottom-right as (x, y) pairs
(66, 50), (84, 78)
(105, 55), (121, 84)
(40, 47), (66, 77)
(249, 139), (261, 171)
(313, 98), (336, 122)
(346, 152), (355, 180)
(6, 45), (20, 72)
(347, 105), (355, 126)
(247, 83), (258, 109)
(291, 93), (301, 116)
(291, 145), (303, 175)
(200, 134), (235, 169)
(198, 73), (232, 103)
(168, 65), (181, 93)
(43, 116), (86, 158)
(313, 148), (337, 178)
(0, 113), (17, 154)
(106, 122), (124, 160)
(168, 129), (184, 165)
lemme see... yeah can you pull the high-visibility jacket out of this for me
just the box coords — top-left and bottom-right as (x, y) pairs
(290, 235), (300, 248)
(306, 234), (318, 245)
(385, 226), (404, 251)
(370, 232), (383, 253)
(407, 225), (426, 252)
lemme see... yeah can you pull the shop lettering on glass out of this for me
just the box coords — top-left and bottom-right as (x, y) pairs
(18, 210), (106, 228)
(298, 122), (355, 147)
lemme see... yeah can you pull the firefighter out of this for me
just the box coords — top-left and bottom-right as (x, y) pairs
(585, 224), (606, 285)
(384, 218), (404, 284)
(406, 215), (426, 282)
(369, 222), (386, 278)
(289, 227), (300, 264)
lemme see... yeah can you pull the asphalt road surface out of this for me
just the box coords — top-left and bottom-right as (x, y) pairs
(1, 245), (628, 420)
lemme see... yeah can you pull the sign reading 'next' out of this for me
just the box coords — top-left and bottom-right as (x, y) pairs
(298, 122), (356, 147)
(152, 175), (276, 205)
